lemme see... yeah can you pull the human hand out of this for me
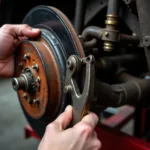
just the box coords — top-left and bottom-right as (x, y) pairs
(0, 24), (40, 77)
(38, 106), (101, 150)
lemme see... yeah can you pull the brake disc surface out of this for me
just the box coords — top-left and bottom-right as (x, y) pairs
(13, 5), (84, 137)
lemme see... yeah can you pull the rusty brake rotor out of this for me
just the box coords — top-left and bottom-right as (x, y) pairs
(12, 6), (85, 137)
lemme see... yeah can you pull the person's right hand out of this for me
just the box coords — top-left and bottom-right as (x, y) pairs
(38, 105), (101, 150)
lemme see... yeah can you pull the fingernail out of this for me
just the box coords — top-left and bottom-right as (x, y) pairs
(32, 28), (40, 33)
(65, 105), (72, 112)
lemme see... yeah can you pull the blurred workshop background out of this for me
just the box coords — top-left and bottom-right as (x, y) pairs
(0, 79), (39, 149)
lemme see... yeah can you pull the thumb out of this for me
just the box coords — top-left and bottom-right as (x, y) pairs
(1, 24), (40, 38)
(54, 105), (73, 132)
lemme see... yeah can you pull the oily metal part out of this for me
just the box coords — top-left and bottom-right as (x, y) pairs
(13, 5), (85, 137)
(103, 0), (120, 52)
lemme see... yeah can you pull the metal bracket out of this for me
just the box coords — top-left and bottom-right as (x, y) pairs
(64, 55), (95, 125)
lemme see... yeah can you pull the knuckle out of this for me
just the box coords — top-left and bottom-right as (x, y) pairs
(90, 113), (99, 122)
(94, 140), (102, 150)
(1, 24), (11, 31)
(46, 122), (57, 131)
(59, 113), (65, 118)
(57, 112), (69, 122)
(2, 24), (10, 29)
(56, 114), (64, 124)
(94, 131), (98, 137)
(78, 123), (93, 136)
(23, 24), (29, 28)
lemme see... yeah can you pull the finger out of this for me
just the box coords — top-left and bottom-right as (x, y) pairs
(13, 36), (28, 49)
(93, 139), (102, 150)
(54, 105), (73, 131)
(19, 36), (28, 41)
(93, 131), (97, 138)
(1, 24), (40, 38)
(81, 113), (99, 129)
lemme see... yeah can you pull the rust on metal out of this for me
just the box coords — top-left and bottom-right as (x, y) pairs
(14, 7), (85, 120)
(50, 7), (85, 58)
(14, 36), (61, 119)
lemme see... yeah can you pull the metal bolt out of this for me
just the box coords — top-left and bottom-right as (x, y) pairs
(23, 53), (30, 60)
(32, 64), (39, 71)
(12, 73), (32, 91)
(143, 36), (150, 47)
(12, 77), (26, 91)
(78, 35), (83, 45)
(33, 99), (40, 104)
(104, 32), (109, 37)
(22, 93), (27, 99)
(132, 33), (136, 36)
(64, 85), (72, 93)
(36, 77), (40, 83)
(67, 60), (73, 69)
(27, 97), (32, 104)
(25, 68), (30, 73)
(18, 62), (23, 69)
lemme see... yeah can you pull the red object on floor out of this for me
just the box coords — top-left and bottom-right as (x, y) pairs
(24, 106), (150, 150)
(24, 125), (150, 150)
(25, 125), (40, 140)
(96, 127), (150, 150)
(102, 105), (135, 129)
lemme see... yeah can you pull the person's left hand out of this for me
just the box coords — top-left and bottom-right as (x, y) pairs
(0, 24), (40, 77)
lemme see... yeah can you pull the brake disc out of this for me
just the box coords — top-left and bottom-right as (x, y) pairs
(12, 5), (85, 137)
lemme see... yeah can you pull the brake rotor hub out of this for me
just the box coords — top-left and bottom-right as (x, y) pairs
(13, 34), (61, 119)
(12, 6), (85, 137)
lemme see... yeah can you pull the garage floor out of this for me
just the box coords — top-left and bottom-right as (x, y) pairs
(0, 78), (39, 150)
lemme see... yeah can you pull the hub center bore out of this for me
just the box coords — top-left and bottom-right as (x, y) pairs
(13, 71), (35, 92)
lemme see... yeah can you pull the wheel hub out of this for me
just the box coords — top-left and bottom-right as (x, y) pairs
(12, 5), (84, 137)
(13, 34), (61, 119)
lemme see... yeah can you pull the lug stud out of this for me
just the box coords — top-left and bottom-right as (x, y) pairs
(18, 62), (23, 69)
(104, 32), (109, 37)
(27, 98), (32, 104)
(36, 77), (40, 83)
(32, 64), (39, 71)
(23, 53), (30, 60)
(33, 99), (40, 104)
(64, 85), (72, 93)
(22, 93), (27, 99)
